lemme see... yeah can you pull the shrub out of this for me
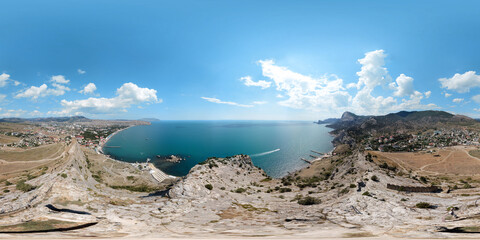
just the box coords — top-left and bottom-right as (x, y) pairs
(362, 191), (372, 197)
(127, 176), (134, 181)
(420, 176), (428, 183)
(279, 187), (292, 193)
(297, 196), (321, 205)
(349, 183), (357, 188)
(220, 187), (226, 190)
(371, 175), (379, 182)
(205, 184), (213, 190)
(61, 173), (67, 178)
(235, 188), (246, 193)
(5, 181), (12, 186)
(416, 202), (433, 209)
(16, 180), (36, 192)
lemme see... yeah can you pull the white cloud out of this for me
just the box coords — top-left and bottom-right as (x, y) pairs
(439, 71), (480, 93)
(201, 97), (253, 108)
(77, 69), (86, 74)
(354, 49), (391, 90)
(0, 73), (10, 87)
(30, 110), (42, 117)
(350, 50), (435, 115)
(346, 83), (357, 89)
(453, 98), (464, 103)
(253, 101), (267, 105)
(240, 76), (271, 89)
(79, 83), (97, 94)
(472, 95), (480, 104)
(424, 91), (431, 98)
(52, 82), (160, 115)
(50, 75), (70, 84)
(0, 94), (6, 102)
(258, 59), (350, 112)
(13, 80), (20, 86)
(276, 94), (284, 98)
(390, 74), (414, 97)
(0, 109), (27, 117)
(444, 92), (452, 97)
(15, 83), (70, 100)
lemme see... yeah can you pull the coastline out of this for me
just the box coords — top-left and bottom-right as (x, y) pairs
(99, 125), (136, 154)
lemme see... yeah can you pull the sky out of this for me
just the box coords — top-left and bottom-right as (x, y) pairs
(1, 0), (480, 120)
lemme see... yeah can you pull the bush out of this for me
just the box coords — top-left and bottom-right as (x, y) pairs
(416, 202), (433, 209)
(235, 188), (246, 193)
(279, 187), (292, 193)
(297, 196), (321, 205)
(16, 180), (36, 192)
(349, 183), (357, 188)
(371, 175), (379, 182)
(362, 191), (372, 197)
(205, 184), (213, 190)
(61, 173), (67, 178)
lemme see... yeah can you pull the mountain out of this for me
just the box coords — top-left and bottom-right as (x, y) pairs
(0, 116), (90, 123)
(315, 118), (339, 124)
(328, 110), (479, 145)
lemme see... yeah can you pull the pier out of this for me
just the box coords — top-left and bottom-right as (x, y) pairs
(301, 158), (312, 164)
(311, 150), (324, 155)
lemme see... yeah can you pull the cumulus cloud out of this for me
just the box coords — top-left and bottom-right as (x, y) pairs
(439, 71), (480, 93)
(444, 92), (452, 97)
(350, 50), (435, 115)
(424, 91), (431, 98)
(50, 75), (70, 84)
(390, 74), (414, 97)
(79, 83), (97, 94)
(354, 49), (391, 90)
(51, 82), (160, 115)
(251, 50), (435, 117)
(15, 83), (70, 100)
(240, 76), (271, 89)
(258, 59), (350, 112)
(77, 69), (86, 74)
(201, 97), (253, 108)
(453, 98), (464, 103)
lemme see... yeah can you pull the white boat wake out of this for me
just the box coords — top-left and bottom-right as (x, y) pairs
(251, 148), (280, 157)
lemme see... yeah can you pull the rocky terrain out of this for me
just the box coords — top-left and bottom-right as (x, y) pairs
(1, 137), (480, 239)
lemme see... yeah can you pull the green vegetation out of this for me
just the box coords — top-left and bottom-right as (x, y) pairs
(205, 184), (213, 190)
(416, 202), (433, 209)
(297, 196), (321, 205)
(16, 180), (36, 192)
(349, 183), (357, 188)
(126, 176), (135, 181)
(234, 188), (246, 193)
(5, 180), (12, 186)
(362, 191), (372, 197)
(371, 175), (379, 182)
(60, 173), (67, 178)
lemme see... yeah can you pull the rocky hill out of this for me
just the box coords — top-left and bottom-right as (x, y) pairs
(327, 110), (479, 145)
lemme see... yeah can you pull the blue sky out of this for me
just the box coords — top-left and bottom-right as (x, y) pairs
(1, 0), (480, 120)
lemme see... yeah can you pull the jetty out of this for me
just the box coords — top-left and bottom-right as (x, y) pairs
(311, 150), (324, 155)
(301, 158), (312, 164)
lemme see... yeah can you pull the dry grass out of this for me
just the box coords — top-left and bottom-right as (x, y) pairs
(372, 146), (480, 176)
(0, 143), (63, 162)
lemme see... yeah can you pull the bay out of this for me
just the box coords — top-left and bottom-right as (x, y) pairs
(102, 121), (333, 178)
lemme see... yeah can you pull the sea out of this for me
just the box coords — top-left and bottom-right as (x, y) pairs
(102, 121), (334, 178)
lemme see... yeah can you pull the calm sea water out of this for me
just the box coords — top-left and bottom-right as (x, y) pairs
(103, 121), (333, 178)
